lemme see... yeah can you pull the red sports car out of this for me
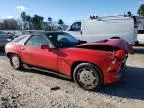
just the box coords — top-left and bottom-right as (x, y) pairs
(5, 32), (134, 90)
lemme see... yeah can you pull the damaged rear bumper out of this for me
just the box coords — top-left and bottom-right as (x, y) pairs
(103, 56), (128, 85)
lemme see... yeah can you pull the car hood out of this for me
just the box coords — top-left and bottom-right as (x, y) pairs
(76, 39), (134, 54)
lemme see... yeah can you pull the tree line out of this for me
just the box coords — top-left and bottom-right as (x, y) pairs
(0, 12), (64, 30)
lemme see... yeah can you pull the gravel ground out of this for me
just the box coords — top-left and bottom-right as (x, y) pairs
(0, 47), (144, 108)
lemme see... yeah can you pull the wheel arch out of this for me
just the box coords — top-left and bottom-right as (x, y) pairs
(71, 61), (104, 84)
(6, 52), (20, 59)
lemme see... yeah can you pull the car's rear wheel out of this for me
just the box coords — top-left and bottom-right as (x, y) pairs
(73, 63), (102, 90)
(10, 54), (23, 70)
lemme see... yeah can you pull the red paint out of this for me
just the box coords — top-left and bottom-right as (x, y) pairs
(5, 38), (132, 85)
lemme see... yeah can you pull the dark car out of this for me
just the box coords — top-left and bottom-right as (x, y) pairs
(0, 31), (14, 49)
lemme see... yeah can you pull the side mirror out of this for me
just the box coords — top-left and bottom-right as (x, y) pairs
(41, 45), (51, 51)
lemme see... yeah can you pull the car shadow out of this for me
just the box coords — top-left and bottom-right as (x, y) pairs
(97, 66), (144, 100)
(23, 66), (144, 100)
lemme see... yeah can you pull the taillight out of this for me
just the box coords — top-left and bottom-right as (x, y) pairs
(114, 50), (126, 62)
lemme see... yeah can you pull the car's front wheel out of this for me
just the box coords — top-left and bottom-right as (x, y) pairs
(73, 63), (102, 90)
(10, 54), (23, 70)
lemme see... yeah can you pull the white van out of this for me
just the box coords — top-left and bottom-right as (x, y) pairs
(66, 16), (138, 45)
(137, 30), (144, 44)
(136, 16), (144, 44)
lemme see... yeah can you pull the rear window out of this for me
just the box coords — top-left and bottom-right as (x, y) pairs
(10, 36), (27, 43)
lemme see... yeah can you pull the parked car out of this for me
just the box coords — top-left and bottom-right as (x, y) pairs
(0, 31), (14, 49)
(5, 31), (133, 90)
(14, 30), (45, 37)
(66, 15), (138, 45)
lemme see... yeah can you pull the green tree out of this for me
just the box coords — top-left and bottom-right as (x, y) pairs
(32, 15), (44, 29)
(21, 12), (27, 29)
(25, 15), (32, 29)
(58, 19), (64, 24)
(138, 4), (144, 16)
(21, 12), (26, 21)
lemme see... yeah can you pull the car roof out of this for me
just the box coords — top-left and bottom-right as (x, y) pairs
(29, 31), (65, 35)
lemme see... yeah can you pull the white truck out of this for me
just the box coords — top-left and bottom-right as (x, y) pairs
(66, 15), (138, 45)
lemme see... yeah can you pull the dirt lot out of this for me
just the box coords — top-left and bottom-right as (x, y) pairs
(0, 47), (144, 108)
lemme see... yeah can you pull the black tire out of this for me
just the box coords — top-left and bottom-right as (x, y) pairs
(73, 63), (103, 90)
(9, 54), (23, 70)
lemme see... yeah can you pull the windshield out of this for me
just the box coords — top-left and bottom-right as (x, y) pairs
(46, 32), (79, 48)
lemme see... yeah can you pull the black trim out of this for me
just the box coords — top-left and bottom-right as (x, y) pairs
(23, 62), (71, 80)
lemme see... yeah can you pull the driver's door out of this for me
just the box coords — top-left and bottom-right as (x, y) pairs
(22, 35), (58, 71)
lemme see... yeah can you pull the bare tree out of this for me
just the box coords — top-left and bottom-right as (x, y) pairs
(1, 19), (20, 30)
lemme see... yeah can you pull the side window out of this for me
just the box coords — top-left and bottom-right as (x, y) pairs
(26, 35), (49, 46)
(69, 22), (81, 31)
